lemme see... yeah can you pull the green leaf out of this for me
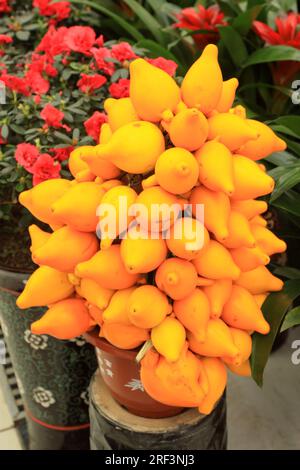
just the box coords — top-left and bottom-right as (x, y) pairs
(266, 151), (298, 167)
(272, 191), (300, 218)
(270, 167), (300, 202)
(243, 45), (300, 67)
(136, 38), (181, 64)
(53, 131), (73, 144)
(9, 124), (26, 135)
(123, 0), (166, 44)
(270, 116), (300, 136)
(233, 4), (265, 36)
(218, 25), (248, 67)
(274, 266), (300, 280)
(251, 279), (300, 386)
(69, 0), (143, 41)
(16, 30), (31, 41)
(281, 306), (300, 332)
(1, 124), (9, 140)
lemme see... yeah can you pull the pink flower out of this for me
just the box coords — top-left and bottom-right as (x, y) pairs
(15, 143), (40, 173)
(147, 57), (178, 76)
(109, 78), (130, 98)
(84, 111), (107, 142)
(77, 73), (107, 93)
(40, 103), (71, 131)
(92, 47), (115, 75)
(32, 153), (61, 185)
(111, 42), (137, 62)
(65, 26), (96, 55)
(50, 146), (74, 161)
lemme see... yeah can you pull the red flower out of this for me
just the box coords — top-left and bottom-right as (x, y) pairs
(0, 72), (30, 95)
(84, 111), (107, 142)
(25, 70), (50, 95)
(36, 26), (69, 57)
(65, 26), (96, 55)
(174, 5), (226, 49)
(15, 143), (40, 173)
(32, 153), (61, 186)
(92, 47), (115, 75)
(0, 34), (12, 44)
(40, 103), (71, 131)
(111, 42), (137, 62)
(147, 57), (178, 76)
(77, 73), (107, 93)
(34, 95), (41, 104)
(50, 146), (74, 161)
(0, 0), (10, 14)
(109, 78), (130, 98)
(29, 53), (58, 77)
(95, 35), (104, 47)
(33, 0), (71, 23)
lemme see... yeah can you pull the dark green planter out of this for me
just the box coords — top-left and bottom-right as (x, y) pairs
(0, 268), (97, 450)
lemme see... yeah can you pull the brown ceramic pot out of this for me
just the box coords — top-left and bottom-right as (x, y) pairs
(84, 329), (184, 419)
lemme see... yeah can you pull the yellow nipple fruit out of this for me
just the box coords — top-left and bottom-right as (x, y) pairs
(120, 232), (167, 274)
(226, 359), (251, 377)
(222, 285), (270, 334)
(80, 146), (121, 181)
(237, 119), (287, 160)
(28, 225), (51, 253)
(140, 346), (207, 407)
(135, 186), (184, 232)
(208, 113), (259, 151)
(253, 293), (268, 308)
(94, 121), (165, 174)
(220, 210), (256, 249)
(68, 147), (95, 182)
(188, 318), (238, 358)
(203, 279), (232, 319)
(88, 304), (104, 327)
(100, 322), (149, 350)
(98, 185), (138, 249)
(196, 141), (235, 195)
(198, 358), (227, 415)
(166, 217), (209, 260)
(151, 316), (186, 362)
(129, 58), (180, 122)
(231, 199), (268, 220)
(104, 97), (139, 131)
(155, 258), (200, 300)
(142, 147), (199, 195)
(250, 215), (267, 227)
(128, 285), (172, 329)
(231, 155), (275, 200)
(75, 245), (139, 290)
(250, 224), (287, 256)
(193, 240), (241, 281)
(173, 288), (210, 342)
(19, 178), (71, 227)
(166, 108), (209, 151)
(215, 78), (239, 113)
(32, 226), (98, 273)
(102, 287), (135, 325)
(76, 278), (114, 310)
(230, 246), (270, 272)
(236, 265), (284, 294)
(51, 181), (105, 232)
(17, 266), (74, 309)
(31, 299), (92, 339)
(99, 123), (112, 144)
(222, 327), (252, 367)
(181, 44), (223, 115)
(190, 187), (230, 240)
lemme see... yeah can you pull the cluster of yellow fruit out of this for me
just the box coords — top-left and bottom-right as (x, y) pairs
(17, 44), (287, 415)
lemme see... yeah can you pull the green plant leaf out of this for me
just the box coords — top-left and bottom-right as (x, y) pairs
(270, 167), (300, 202)
(274, 266), (300, 280)
(270, 116), (300, 136)
(266, 151), (298, 167)
(272, 191), (300, 218)
(251, 279), (300, 386)
(281, 306), (300, 332)
(243, 45), (300, 67)
(218, 25), (248, 67)
(136, 38), (181, 62)
(233, 4), (265, 36)
(69, 0), (144, 41)
(1, 124), (9, 139)
(123, 0), (167, 44)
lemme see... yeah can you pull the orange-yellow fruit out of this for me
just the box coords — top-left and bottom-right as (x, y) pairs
(100, 322), (149, 350)
(235, 266), (284, 294)
(80, 146), (121, 180)
(215, 78), (239, 113)
(208, 113), (259, 151)
(76, 278), (114, 310)
(104, 97), (139, 131)
(69, 147), (95, 182)
(102, 288), (135, 325)
(227, 359), (251, 377)
(250, 224), (287, 256)
(250, 215), (267, 227)
(75, 245), (139, 290)
(238, 119), (287, 160)
(198, 358), (227, 415)
(222, 327), (252, 366)
(195, 141), (234, 195)
(190, 186), (230, 240)
(31, 299), (92, 339)
(220, 210), (256, 249)
(28, 225), (51, 253)
(253, 293), (268, 308)
(99, 123), (112, 144)
(188, 319), (239, 358)
(173, 288), (210, 342)
(155, 258), (199, 300)
(166, 217), (209, 260)
(203, 279), (232, 319)
(222, 285), (270, 334)
(120, 232), (167, 274)
(88, 304), (104, 327)
(151, 317), (186, 362)
(167, 108), (208, 151)
(32, 226), (98, 273)
(230, 246), (270, 272)
(231, 199), (268, 220)
(193, 240), (240, 281)
(128, 285), (172, 329)
(231, 155), (274, 200)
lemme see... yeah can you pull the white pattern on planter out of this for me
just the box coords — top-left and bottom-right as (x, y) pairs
(24, 330), (48, 350)
(80, 389), (89, 405)
(125, 379), (144, 392)
(33, 387), (56, 408)
(69, 336), (86, 347)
